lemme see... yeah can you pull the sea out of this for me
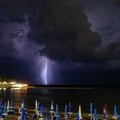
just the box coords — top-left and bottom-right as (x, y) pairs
(0, 86), (120, 114)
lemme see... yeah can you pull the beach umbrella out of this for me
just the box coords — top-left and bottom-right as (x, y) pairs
(64, 105), (68, 118)
(55, 104), (60, 120)
(68, 102), (72, 113)
(65, 105), (67, 115)
(56, 104), (59, 116)
(21, 100), (24, 109)
(78, 105), (82, 119)
(10, 99), (13, 110)
(40, 105), (43, 115)
(35, 100), (38, 110)
(103, 108), (107, 119)
(7, 100), (10, 110)
(94, 108), (97, 120)
(68, 102), (72, 118)
(0, 102), (2, 117)
(114, 105), (117, 117)
(21, 108), (26, 120)
(51, 101), (54, 111)
(50, 101), (54, 117)
(0, 99), (2, 105)
(90, 103), (93, 115)
(37, 102), (41, 111)
(46, 108), (49, 120)
(77, 112), (81, 120)
(4, 102), (7, 113)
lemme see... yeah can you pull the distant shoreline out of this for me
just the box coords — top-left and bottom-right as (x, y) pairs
(1, 84), (120, 89)
(28, 85), (120, 89)
(27, 85), (95, 89)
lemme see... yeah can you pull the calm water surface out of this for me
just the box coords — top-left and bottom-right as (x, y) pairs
(0, 87), (120, 114)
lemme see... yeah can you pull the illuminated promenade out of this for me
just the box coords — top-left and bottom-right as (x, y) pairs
(0, 81), (28, 89)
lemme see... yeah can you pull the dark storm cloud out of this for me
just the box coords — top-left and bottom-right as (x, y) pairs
(1, 0), (120, 63)
(0, 0), (41, 84)
(0, 0), (27, 23)
(28, 0), (101, 62)
(80, 0), (120, 40)
(113, 0), (120, 6)
(76, 0), (120, 64)
(99, 42), (120, 60)
(1, 0), (120, 85)
(27, 0), (120, 64)
(0, 0), (29, 57)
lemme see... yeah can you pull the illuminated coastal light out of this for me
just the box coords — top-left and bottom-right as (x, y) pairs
(3, 88), (6, 90)
(12, 84), (28, 88)
(9, 81), (16, 84)
(2, 81), (7, 84)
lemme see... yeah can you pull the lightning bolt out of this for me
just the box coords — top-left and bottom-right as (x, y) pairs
(42, 57), (48, 85)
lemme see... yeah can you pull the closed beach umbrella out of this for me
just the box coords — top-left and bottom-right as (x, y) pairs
(114, 105), (117, 117)
(90, 103), (93, 114)
(94, 108), (97, 120)
(56, 104), (59, 116)
(51, 101), (54, 111)
(0, 102), (2, 117)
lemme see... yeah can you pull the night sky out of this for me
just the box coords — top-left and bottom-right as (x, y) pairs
(0, 0), (120, 85)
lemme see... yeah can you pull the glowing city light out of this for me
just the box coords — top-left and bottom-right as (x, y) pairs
(12, 84), (28, 88)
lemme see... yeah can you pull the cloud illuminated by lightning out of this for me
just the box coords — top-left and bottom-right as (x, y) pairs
(34, 56), (56, 85)
(42, 57), (48, 85)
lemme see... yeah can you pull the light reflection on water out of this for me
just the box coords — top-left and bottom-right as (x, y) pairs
(0, 88), (120, 114)
(0, 88), (28, 108)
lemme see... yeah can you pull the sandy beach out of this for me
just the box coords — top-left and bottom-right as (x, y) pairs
(3, 107), (115, 120)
